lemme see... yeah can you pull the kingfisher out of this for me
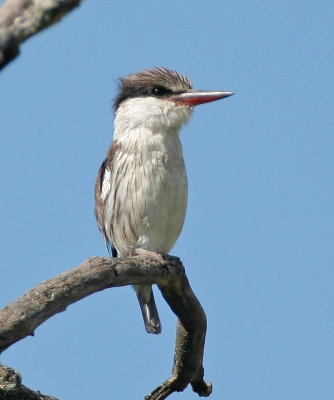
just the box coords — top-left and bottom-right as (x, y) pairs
(95, 67), (233, 334)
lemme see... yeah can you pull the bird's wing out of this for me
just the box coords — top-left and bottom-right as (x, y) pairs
(95, 141), (121, 257)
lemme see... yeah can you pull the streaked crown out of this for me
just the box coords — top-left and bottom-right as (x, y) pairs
(114, 67), (193, 111)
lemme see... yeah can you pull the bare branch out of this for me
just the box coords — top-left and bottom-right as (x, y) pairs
(0, 255), (212, 399)
(0, 0), (83, 70)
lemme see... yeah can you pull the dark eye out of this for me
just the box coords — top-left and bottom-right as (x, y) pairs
(150, 86), (171, 96)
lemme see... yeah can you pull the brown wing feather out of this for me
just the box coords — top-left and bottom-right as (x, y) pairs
(94, 140), (122, 244)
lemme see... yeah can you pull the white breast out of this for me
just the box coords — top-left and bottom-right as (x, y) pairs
(103, 96), (191, 256)
(137, 135), (188, 253)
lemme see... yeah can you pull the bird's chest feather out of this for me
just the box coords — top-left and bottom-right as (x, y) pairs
(108, 135), (188, 253)
(128, 141), (187, 220)
(144, 147), (187, 218)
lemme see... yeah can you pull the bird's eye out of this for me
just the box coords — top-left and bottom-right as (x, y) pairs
(150, 86), (170, 96)
(151, 87), (161, 95)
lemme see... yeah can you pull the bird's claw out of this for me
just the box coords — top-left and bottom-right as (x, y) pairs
(132, 248), (165, 263)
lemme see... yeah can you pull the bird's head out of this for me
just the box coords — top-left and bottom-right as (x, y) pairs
(113, 67), (233, 135)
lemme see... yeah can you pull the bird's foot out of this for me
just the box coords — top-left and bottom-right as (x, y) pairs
(132, 248), (164, 263)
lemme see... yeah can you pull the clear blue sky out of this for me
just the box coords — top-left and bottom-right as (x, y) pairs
(1, 1), (333, 399)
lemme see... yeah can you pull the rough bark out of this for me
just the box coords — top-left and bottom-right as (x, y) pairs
(0, 255), (212, 399)
(0, 363), (59, 400)
(0, 0), (82, 70)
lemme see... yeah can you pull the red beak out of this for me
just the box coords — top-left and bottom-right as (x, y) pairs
(172, 90), (234, 106)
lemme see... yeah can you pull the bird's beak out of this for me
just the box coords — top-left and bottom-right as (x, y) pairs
(172, 90), (234, 106)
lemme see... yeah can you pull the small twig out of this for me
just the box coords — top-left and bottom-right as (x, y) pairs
(0, 363), (59, 399)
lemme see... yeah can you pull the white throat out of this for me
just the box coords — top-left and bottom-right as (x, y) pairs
(113, 96), (193, 148)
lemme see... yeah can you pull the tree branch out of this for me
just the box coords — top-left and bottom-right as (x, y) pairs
(0, 0), (83, 70)
(0, 363), (59, 400)
(0, 255), (212, 399)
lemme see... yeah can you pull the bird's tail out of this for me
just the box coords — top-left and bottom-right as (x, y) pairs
(134, 284), (161, 334)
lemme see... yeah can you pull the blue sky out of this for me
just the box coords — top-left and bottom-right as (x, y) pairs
(1, 1), (333, 399)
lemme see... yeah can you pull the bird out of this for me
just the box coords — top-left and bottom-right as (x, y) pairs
(95, 67), (233, 334)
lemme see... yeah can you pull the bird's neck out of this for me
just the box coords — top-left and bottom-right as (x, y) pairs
(112, 97), (192, 154)
(113, 121), (183, 159)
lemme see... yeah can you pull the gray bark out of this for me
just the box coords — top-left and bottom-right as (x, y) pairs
(0, 255), (212, 399)
(0, 0), (82, 70)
